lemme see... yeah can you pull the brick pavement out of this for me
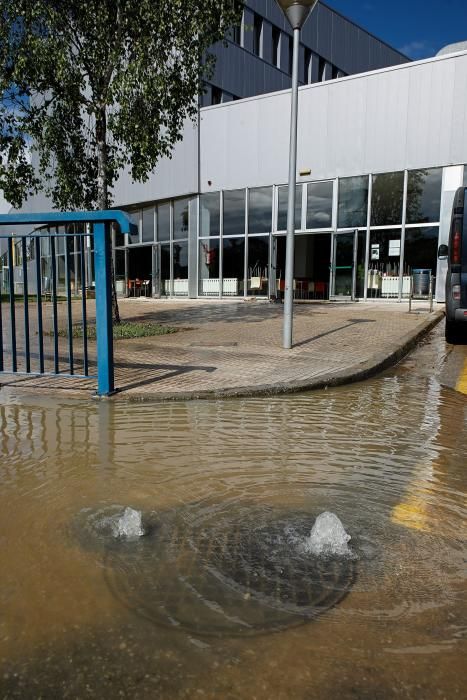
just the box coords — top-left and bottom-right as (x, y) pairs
(0, 297), (443, 400)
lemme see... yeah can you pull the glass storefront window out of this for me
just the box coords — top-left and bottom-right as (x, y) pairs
(200, 193), (220, 237)
(338, 176), (368, 228)
(371, 171), (404, 226)
(57, 255), (66, 294)
(406, 169), (442, 224)
(403, 226), (439, 277)
(223, 189), (245, 236)
(128, 210), (140, 244)
(173, 241), (188, 296)
(56, 235), (65, 255)
(248, 187), (273, 234)
(114, 222), (125, 247)
(367, 229), (401, 298)
(157, 203), (171, 242)
(142, 207), (155, 242)
(173, 199), (190, 240)
(306, 181), (333, 229)
(114, 249), (126, 297)
(277, 185), (302, 231)
(199, 239), (220, 296)
(247, 236), (269, 296)
(160, 243), (171, 296)
(222, 238), (245, 296)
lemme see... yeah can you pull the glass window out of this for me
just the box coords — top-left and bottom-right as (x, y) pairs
(367, 229), (401, 298)
(222, 238), (245, 296)
(223, 189), (245, 237)
(248, 187), (272, 234)
(403, 226), (439, 277)
(272, 26), (280, 68)
(160, 243), (170, 296)
(463, 166), (467, 188)
(371, 172), (404, 226)
(277, 185), (302, 231)
(173, 241), (188, 296)
(406, 168), (442, 224)
(199, 239), (220, 296)
(114, 249), (126, 297)
(338, 176), (368, 228)
(157, 203), (170, 242)
(57, 255), (66, 294)
(200, 192), (220, 237)
(113, 222), (125, 247)
(304, 48), (312, 82)
(232, 13), (242, 46)
(128, 210), (140, 244)
(142, 207), (154, 243)
(253, 14), (262, 57)
(248, 236), (269, 296)
(173, 198), (189, 240)
(56, 235), (65, 255)
(318, 56), (326, 82)
(307, 181), (333, 229)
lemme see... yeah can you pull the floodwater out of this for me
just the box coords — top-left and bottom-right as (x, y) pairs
(0, 326), (466, 699)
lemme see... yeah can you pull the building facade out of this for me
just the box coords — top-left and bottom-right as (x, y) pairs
(2, 3), (467, 306)
(108, 45), (467, 305)
(202, 0), (408, 105)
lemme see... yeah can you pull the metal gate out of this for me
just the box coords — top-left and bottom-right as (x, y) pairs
(0, 211), (136, 396)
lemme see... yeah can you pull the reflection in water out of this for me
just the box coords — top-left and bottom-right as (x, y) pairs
(0, 334), (466, 698)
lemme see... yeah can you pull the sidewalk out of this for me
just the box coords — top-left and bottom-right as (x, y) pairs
(0, 298), (444, 401)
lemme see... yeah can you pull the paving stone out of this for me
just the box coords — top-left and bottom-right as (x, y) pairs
(0, 299), (443, 400)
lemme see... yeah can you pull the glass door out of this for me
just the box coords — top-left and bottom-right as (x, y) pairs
(330, 230), (358, 300)
(152, 244), (161, 297)
(270, 235), (286, 300)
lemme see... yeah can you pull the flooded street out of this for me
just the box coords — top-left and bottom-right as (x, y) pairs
(0, 324), (466, 699)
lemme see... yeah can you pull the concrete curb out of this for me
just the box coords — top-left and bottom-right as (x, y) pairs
(114, 310), (444, 403)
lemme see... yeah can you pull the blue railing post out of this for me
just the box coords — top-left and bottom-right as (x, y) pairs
(0, 210), (136, 394)
(94, 221), (115, 396)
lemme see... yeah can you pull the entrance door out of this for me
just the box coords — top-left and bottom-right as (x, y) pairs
(330, 230), (358, 300)
(152, 244), (161, 297)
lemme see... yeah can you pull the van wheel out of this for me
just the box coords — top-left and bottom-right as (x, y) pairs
(445, 320), (460, 344)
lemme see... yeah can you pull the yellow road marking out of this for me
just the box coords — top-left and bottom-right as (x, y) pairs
(391, 499), (431, 532)
(455, 358), (467, 395)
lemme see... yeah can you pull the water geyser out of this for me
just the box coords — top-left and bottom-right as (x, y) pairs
(112, 507), (145, 539)
(303, 511), (351, 556)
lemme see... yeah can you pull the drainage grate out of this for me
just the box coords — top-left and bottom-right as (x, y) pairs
(99, 506), (356, 637)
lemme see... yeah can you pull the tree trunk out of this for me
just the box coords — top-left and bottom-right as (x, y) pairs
(96, 106), (121, 325)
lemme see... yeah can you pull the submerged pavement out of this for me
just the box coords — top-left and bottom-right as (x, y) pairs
(0, 298), (443, 400)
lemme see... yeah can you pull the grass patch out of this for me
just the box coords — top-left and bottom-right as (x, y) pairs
(54, 321), (179, 340)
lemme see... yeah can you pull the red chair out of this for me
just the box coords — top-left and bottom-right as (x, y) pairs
(314, 281), (327, 299)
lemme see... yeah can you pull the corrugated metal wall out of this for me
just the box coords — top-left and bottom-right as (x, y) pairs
(200, 52), (467, 192)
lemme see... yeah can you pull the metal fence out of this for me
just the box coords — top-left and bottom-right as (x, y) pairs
(0, 211), (136, 396)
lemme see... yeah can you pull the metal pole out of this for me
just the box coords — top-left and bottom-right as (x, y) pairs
(283, 26), (301, 349)
(94, 222), (115, 396)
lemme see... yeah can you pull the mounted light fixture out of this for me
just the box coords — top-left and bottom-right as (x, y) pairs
(275, 0), (318, 29)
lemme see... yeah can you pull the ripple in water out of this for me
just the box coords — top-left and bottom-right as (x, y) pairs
(91, 505), (358, 637)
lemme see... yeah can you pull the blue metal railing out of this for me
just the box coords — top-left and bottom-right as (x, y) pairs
(0, 211), (136, 396)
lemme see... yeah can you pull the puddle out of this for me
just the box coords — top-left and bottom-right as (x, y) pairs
(0, 326), (466, 698)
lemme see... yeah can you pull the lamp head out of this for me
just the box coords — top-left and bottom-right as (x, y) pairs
(275, 0), (318, 30)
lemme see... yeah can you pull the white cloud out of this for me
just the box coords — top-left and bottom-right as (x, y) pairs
(398, 40), (434, 59)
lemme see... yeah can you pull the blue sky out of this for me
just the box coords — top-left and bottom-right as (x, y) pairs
(326, 0), (467, 59)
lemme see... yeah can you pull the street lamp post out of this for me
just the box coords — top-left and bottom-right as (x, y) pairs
(275, 0), (318, 349)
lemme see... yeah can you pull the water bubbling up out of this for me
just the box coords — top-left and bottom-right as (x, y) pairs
(112, 507), (145, 539)
(303, 512), (352, 557)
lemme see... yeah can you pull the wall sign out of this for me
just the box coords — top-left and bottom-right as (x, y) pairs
(389, 239), (401, 257)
